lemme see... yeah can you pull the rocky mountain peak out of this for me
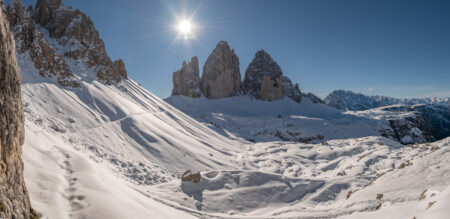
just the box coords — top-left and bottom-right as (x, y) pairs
(200, 40), (241, 99)
(7, 0), (128, 86)
(243, 49), (283, 101)
(172, 56), (201, 98)
(34, 0), (63, 27)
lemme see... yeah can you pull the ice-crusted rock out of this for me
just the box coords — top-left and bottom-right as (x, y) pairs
(0, 4), (37, 218)
(200, 41), (240, 99)
(282, 76), (302, 103)
(7, 0), (78, 87)
(243, 50), (283, 101)
(7, 0), (127, 86)
(172, 56), (201, 98)
(303, 92), (325, 104)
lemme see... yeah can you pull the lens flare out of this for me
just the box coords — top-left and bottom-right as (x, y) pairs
(178, 20), (192, 35)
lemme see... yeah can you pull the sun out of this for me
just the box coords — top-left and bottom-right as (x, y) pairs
(178, 20), (192, 35)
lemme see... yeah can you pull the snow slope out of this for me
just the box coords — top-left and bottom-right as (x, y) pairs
(20, 52), (450, 218)
(16, 42), (450, 219)
(165, 95), (389, 143)
(19, 50), (242, 218)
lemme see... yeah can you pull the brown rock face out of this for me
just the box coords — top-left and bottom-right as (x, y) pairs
(7, 0), (127, 86)
(243, 50), (283, 101)
(200, 41), (240, 99)
(172, 56), (201, 98)
(7, 0), (79, 87)
(35, 0), (127, 84)
(0, 3), (36, 218)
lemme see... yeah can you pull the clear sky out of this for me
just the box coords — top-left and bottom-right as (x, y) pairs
(9, 0), (450, 99)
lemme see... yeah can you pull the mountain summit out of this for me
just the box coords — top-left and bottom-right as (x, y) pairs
(7, 0), (128, 86)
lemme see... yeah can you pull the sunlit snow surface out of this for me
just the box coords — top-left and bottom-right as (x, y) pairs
(19, 50), (450, 218)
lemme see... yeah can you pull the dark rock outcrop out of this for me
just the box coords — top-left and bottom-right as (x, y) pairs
(243, 50), (283, 101)
(172, 56), (201, 98)
(303, 93), (325, 104)
(282, 76), (302, 103)
(0, 3), (36, 218)
(378, 104), (450, 143)
(7, 0), (127, 86)
(200, 41), (240, 99)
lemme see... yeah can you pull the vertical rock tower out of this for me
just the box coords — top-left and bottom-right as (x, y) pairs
(200, 41), (241, 99)
(243, 50), (284, 101)
(172, 56), (201, 98)
(0, 2), (36, 218)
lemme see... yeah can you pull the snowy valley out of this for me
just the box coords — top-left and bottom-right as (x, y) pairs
(1, 0), (449, 219)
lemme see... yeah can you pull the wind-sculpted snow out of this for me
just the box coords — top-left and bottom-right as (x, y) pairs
(154, 170), (325, 214)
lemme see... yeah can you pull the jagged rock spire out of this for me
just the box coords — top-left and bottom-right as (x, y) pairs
(172, 56), (201, 98)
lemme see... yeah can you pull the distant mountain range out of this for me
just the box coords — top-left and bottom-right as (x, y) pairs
(325, 90), (449, 111)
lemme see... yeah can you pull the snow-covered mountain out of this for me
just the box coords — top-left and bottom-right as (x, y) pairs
(325, 90), (450, 111)
(3, 0), (450, 218)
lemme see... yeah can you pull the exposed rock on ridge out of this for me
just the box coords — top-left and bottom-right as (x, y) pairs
(282, 76), (302, 103)
(0, 3), (36, 218)
(201, 41), (241, 99)
(303, 93), (325, 104)
(243, 50), (283, 101)
(7, 0), (127, 86)
(172, 56), (201, 98)
(7, 0), (78, 87)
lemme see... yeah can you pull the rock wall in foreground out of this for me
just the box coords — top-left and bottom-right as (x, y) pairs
(0, 2), (36, 218)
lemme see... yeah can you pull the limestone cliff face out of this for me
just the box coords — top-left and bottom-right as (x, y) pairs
(7, 0), (127, 86)
(243, 50), (283, 101)
(0, 2), (36, 218)
(200, 41), (241, 99)
(172, 56), (201, 98)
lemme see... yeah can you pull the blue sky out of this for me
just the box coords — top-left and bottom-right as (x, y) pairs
(9, 0), (450, 98)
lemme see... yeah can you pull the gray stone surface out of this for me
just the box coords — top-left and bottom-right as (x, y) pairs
(201, 41), (241, 99)
(172, 56), (201, 98)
